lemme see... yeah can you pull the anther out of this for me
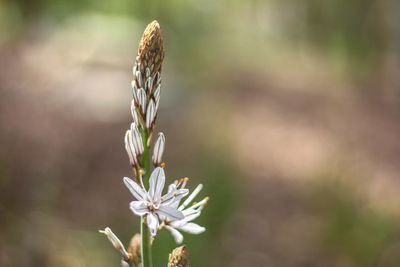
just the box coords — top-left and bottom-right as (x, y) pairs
(183, 177), (189, 182)
(161, 162), (166, 168)
(139, 169), (144, 175)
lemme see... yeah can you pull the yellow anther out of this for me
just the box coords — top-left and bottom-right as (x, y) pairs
(203, 196), (210, 206)
(179, 178), (184, 183)
(161, 162), (166, 168)
(192, 202), (197, 206)
(183, 177), (189, 182)
(139, 169), (144, 175)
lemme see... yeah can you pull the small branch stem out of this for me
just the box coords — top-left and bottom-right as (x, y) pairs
(140, 129), (152, 267)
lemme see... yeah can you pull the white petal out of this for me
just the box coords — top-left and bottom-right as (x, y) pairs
(146, 213), (159, 236)
(178, 222), (205, 234)
(129, 201), (148, 216)
(123, 177), (146, 201)
(165, 226), (184, 244)
(161, 189), (189, 206)
(179, 184), (203, 211)
(168, 183), (176, 193)
(149, 167), (165, 202)
(183, 210), (201, 222)
(157, 205), (184, 221)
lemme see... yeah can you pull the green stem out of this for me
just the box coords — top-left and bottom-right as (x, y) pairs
(140, 129), (152, 267)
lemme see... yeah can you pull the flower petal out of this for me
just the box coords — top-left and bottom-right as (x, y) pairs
(161, 189), (189, 206)
(183, 210), (201, 222)
(130, 201), (148, 216)
(124, 177), (147, 201)
(146, 213), (159, 236)
(178, 184), (203, 211)
(165, 226), (184, 244)
(157, 205), (184, 221)
(149, 167), (165, 202)
(177, 222), (205, 234)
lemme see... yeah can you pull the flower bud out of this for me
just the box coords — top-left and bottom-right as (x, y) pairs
(130, 100), (140, 125)
(146, 99), (156, 129)
(152, 132), (165, 166)
(130, 123), (144, 155)
(168, 246), (189, 267)
(127, 233), (141, 267)
(124, 130), (137, 165)
(137, 88), (147, 114)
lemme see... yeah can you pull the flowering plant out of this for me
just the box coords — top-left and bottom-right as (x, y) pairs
(100, 21), (209, 267)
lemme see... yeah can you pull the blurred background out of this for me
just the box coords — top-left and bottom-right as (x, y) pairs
(1, 0), (400, 266)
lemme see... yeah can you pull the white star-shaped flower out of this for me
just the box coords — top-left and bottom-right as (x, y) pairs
(162, 179), (209, 243)
(123, 167), (188, 235)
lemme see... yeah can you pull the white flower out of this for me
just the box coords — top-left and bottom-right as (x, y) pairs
(123, 167), (188, 236)
(163, 180), (209, 243)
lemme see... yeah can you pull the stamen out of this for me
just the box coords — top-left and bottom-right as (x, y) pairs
(183, 177), (189, 182)
(161, 162), (166, 168)
(139, 169), (144, 175)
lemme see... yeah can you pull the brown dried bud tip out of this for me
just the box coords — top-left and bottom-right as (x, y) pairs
(127, 233), (141, 267)
(138, 20), (164, 77)
(168, 246), (189, 267)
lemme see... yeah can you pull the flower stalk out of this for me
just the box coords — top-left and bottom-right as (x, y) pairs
(140, 129), (152, 267)
(100, 20), (209, 267)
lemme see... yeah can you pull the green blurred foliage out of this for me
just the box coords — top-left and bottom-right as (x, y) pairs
(310, 171), (400, 267)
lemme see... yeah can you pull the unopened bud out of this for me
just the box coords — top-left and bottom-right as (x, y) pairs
(146, 99), (156, 129)
(130, 123), (144, 155)
(168, 246), (189, 267)
(137, 88), (147, 114)
(130, 100), (140, 125)
(152, 132), (165, 166)
(124, 130), (137, 165)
